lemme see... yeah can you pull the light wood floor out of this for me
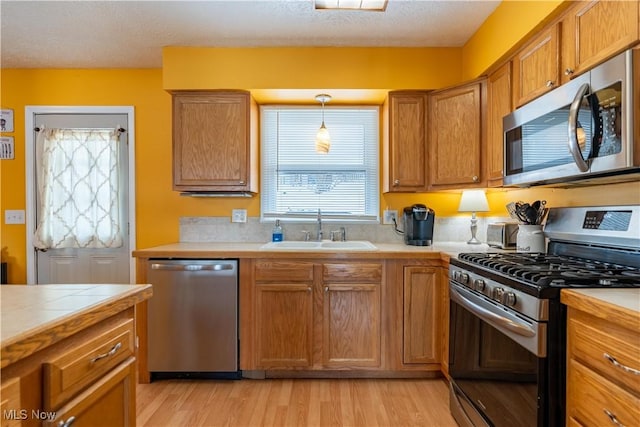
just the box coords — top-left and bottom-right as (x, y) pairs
(136, 378), (458, 427)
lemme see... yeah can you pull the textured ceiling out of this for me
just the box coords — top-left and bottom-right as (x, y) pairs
(1, 0), (500, 69)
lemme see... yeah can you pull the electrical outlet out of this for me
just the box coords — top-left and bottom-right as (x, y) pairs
(383, 209), (398, 225)
(5, 209), (25, 224)
(231, 209), (247, 223)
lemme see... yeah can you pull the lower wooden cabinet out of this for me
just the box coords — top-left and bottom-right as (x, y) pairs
(565, 300), (640, 427)
(402, 266), (440, 364)
(255, 283), (314, 368)
(251, 259), (382, 370)
(45, 358), (136, 427)
(1, 308), (137, 427)
(0, 378), (21, 427)
(323, 283), (381, 368)
(243, 257), (447, 375)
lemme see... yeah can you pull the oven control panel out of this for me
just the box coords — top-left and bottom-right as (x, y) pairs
(583, 209), (632, 231)
(450, 266), (548, 322)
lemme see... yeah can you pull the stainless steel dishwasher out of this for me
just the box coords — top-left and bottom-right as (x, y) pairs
(146, 259), (239, 379)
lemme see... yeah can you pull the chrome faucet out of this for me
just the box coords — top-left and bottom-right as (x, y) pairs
(316, 209), (323, 241)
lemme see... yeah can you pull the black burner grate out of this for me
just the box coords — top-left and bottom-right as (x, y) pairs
(458, 252), (640, 287)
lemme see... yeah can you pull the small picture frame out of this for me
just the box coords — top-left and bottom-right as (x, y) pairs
(0, 136), (14, 160)
(1, 109), (14, 132)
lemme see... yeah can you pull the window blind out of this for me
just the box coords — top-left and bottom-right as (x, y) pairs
(261, 106), (379, 222)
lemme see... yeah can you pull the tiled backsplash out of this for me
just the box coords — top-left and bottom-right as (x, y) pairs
(180, 216), (512, 244)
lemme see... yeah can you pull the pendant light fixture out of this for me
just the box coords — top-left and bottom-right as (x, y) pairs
(315, 94), (331, 154)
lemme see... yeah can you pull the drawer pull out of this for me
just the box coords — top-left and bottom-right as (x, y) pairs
(90, 342), (122, 363)
(604, 409), (625, 427)
(604, 353), (640, 375)
(57, 416), (76, 427)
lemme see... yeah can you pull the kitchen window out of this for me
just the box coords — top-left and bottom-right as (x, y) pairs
(261, 106), (379, 223)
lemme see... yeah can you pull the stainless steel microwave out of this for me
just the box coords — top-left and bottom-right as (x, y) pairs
(503, 48), (639, 187)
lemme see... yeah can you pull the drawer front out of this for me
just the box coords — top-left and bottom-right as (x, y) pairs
(44, 319), (134, 411)
(1, 378), (21, 427)
(567, 359), (640, 427)
(45, 358), (135, 427)
(323, 263), (382, 283)
(569, 316), (640, 394)
(255, 260), (314, 282)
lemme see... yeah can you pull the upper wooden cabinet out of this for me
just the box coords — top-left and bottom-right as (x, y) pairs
(486, 62), (512, 187)
(513, 0), (639, 108)
(561, 0), (640, 83)
(512, 24), (561, 108)
(172, 90), (258, 193)
(383, 91), (429, 192)
(428, 79), (486, 189)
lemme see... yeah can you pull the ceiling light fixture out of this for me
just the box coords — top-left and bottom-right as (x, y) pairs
(315, 0), (388, 11)
(315, 94), (331, 154)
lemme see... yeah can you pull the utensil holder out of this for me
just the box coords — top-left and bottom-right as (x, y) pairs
(516, 225), (545, 253)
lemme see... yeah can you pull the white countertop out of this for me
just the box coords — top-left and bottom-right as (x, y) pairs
(132, 241), (503, 260)
(1, 284), (152, 367)
(563, 288), (640, 314)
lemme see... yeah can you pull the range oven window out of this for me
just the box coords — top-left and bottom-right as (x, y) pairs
(449, 300), (542, 427)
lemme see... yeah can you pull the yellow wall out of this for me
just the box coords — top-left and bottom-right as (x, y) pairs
(462, 0), (565, 79)
(2, 0), (639, 284)
(163, 47), (463, 95)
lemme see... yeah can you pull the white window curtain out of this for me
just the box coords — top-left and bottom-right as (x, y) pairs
(261, 106), (379, 222)
(33, 128), (123, 249)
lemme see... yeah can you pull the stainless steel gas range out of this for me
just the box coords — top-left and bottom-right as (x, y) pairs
(448, 205), (640, 427)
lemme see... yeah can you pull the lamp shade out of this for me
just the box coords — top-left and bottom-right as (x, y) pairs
(315, 123), (331, 154)
(458, 190), (489, 212)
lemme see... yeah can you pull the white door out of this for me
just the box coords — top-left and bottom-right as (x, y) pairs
(33, 113), (130, 284)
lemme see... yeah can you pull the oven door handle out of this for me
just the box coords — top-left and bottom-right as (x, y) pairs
(450, 284), (536, 338)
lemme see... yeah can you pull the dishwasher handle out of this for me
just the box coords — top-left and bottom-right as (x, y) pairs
(150, 262), (235, 272)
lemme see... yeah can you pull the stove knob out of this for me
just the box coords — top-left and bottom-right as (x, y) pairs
(452, 271), (460, 281)
(460, 273), (470, 285)
(492, 287), (504, 302)
(474, 279), (486, 292)
(503, 292), (517, 307)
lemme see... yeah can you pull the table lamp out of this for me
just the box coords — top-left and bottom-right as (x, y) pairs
(458, 189), (489, 244)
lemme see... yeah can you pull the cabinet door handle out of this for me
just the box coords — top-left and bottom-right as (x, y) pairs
(324, 286), (329, 292)
(91, 342), (122, 363)
(57, 416), (76, 427)
(604, 353), (640, 375)
(564, 68), (574, 76)
(307, 286), (312, 292)
(393, 179), (400, 186)
(545, 80), (555, 87)
(472, 175), (479, 182)
(604, 409), (625, 427)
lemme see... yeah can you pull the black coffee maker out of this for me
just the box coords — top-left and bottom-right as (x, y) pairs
(403, 204), (435, 246)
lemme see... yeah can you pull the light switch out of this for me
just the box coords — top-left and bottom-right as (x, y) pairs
(5, 209), (25, 224)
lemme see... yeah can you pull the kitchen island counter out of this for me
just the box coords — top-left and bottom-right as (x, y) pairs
(1, 283), (153, 368)
(1, 283), (152, 426)
(561, 288), (640, 331)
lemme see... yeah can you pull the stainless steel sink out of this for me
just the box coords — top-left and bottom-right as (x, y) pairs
(260, 240), (378, 251)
